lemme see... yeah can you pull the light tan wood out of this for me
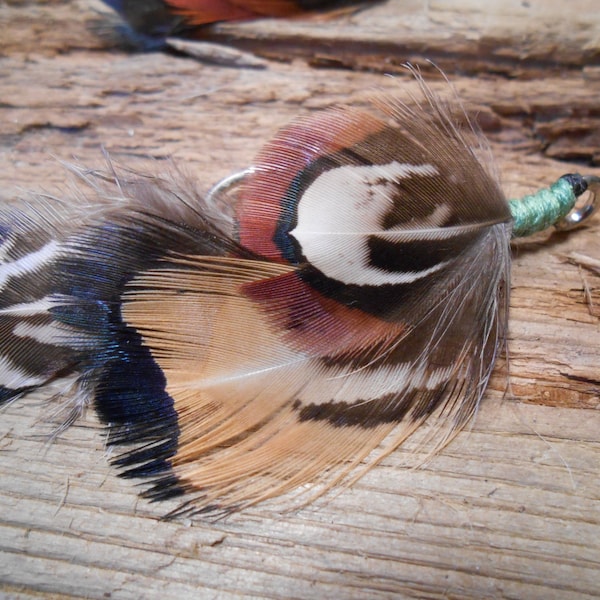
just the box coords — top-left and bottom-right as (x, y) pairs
(1, 0), (599, 598)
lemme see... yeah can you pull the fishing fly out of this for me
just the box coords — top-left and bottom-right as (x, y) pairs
(0, 76), (597, 516)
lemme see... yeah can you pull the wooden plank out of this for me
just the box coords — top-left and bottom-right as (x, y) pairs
(0, 0), (599, 598)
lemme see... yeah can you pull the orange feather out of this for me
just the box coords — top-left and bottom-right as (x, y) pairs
(122, 256), (440, 512)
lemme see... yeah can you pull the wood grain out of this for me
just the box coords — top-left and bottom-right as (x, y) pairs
(1, 1), (599, 598)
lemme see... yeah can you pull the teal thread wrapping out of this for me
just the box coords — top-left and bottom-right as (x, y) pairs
(508, 177), (576, 239)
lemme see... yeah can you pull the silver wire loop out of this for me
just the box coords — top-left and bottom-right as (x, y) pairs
(555, 175), (600, 231)
(206, 168), (253, 209)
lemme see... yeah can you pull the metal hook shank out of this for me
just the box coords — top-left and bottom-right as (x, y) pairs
(206, 168), (254, 209)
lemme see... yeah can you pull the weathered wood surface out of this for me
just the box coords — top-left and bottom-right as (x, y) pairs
(1, 0), (600, 598)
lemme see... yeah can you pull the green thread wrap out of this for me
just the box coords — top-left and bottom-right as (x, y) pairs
(508, 177), (576, 239)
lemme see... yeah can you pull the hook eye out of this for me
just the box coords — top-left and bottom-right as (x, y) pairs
(555, 175), (600, 231)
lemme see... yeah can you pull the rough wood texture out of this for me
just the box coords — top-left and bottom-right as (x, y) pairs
(1, 1), (599, 598)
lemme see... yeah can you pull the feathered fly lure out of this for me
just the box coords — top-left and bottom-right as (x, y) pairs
(0, 78), (597, 516)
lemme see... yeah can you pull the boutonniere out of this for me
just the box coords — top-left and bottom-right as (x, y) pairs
(1, 74), (597, 516)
